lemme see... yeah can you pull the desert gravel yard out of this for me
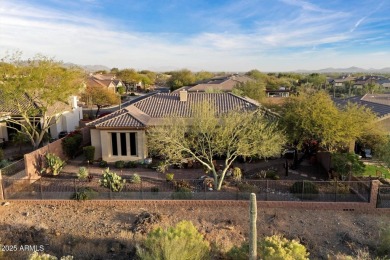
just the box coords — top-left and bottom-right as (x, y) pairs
(0, 201), (389, 259)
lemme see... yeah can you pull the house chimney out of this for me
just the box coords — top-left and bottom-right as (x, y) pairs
(71, 96), (78, 109)
(179, 90), (188, 102)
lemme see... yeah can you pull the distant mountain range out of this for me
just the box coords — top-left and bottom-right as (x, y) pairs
(63, 63), (110, 72)
(292, 66), (390, 73)
(62, 62), (390, 74)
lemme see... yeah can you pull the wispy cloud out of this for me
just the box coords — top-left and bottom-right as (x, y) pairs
(350, 17), (367, 32)
(1, 0), (389, 71)
(280, 0), (332, 13)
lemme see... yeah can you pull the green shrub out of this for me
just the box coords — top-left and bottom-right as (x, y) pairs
(226, 235), (309, 260)
(115, 160), (125, 169)
(260, 234), (309, 260)
(232, 167), (242, 182)
(136, 221), (210, 260)
(157, 161), (169, 173)
(226, 243), (250, 260)
(166, 173), (174, 182)
(99, 168), (125, 192)
(0, 159), (10, 169)
(44, 153), (66, 176)
(117, 86), (125, 95)
(266, 171), (280, 180)
(174, 180), (191, 190)
(99, 160), (108, 168)
(28, 251), (74, 260)
(71, 187), (96, 201)
(171, 187), (192, 199)
(125, 160), (137, 168)
(290, 181), (319, 195)
(61, 131), (83, 158)
(77, 167), (89, 179)
(131, 173), (142, 184)
(332, 152), (365, 179)
(82, 146), (95, 162)
(330, 248), (375, 260)
(28, 252), (57, 260)
(378, 227), (390, 257)
(130, 92), (136, 96)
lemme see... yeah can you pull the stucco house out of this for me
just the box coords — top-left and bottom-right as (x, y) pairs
(329, 76), (355, 88)
(87, 91), (277, 162)
(87, 75), (124, 93)
(0, 93), (83, 143)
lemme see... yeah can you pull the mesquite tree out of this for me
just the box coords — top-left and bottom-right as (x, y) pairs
(0, 53), (84, 149)
(147, 102), (285, 190)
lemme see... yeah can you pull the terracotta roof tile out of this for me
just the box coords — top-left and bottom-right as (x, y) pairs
(95, 113), (144, 127)
(0, 92), (39, 115)
(132, 92), (258, 118)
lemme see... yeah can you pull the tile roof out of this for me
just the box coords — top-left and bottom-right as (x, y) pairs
(86, 77), (116, 89)
(87, 92), (275, 128)
(333, 95), (390, 118)
(184, 75), (253, 92)
(0, 91), (39, 116)
(92, 74), (116, 81)
(361, 94), (390, 106)
(132, 92), (258, 118)
(0, 93), (72, 118)
(95, 113), (144, 127)
(87, 109), (145, 128)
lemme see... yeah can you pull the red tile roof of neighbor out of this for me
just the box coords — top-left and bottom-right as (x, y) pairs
(87, 92), (277, 128)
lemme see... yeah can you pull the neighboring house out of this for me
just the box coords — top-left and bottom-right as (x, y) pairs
(266, 88), (290, 97)
(329, 76), (355, 88)
(174, 74), (254, 93)
(0, 93), (83, 142)
(333, 94), (390, 133)
(352, 75), (386, 89)
(87, 91), (278, 162)
(377, 79), (390, 90)
(87, 75), (124, 93)
(48, 96), (84, 139)
(92, 73), (116, 81)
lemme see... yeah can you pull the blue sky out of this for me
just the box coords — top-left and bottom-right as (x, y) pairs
(1, 0), (389, 71)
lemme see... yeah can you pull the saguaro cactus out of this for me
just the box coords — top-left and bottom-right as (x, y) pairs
(249, 193), (257, 260)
